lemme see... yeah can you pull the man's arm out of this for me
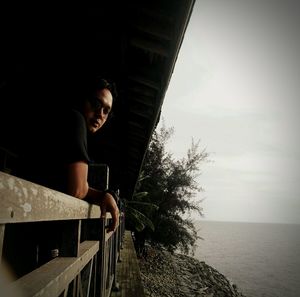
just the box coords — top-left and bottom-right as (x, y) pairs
(88, 187), (119, 232)
(67, 161), (89, 199)
(67, 161), (119, 231)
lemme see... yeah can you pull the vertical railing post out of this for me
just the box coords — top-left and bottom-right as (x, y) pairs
(107, 234), (113, 291)
(0, 224), (5, 265)
(99, 217), (106, 297)
(112, 216), (120, 292)
(117, 217), (121, 260)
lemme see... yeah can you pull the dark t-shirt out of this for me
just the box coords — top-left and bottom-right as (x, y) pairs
(17, 109), (90, 193)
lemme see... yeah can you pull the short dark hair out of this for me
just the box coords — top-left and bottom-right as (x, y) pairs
(87, 77), (117, 100)
(73, 76), (117, 112)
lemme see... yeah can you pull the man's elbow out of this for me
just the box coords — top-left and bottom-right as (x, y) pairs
(69, 183), (89, 199)
(72, 190), (87, 199)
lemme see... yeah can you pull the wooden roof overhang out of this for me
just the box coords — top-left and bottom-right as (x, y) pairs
(0, 0), (195, 200)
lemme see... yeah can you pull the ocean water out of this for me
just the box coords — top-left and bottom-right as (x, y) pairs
(193, 221), (300, 297)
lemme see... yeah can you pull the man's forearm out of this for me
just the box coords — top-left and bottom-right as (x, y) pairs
(84, 187), (105, 204)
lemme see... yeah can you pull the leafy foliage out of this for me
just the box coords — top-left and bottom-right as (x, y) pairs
(124, 195), (158, 232)
(131, 123), (209, 254)
(124, 180), (159, 233)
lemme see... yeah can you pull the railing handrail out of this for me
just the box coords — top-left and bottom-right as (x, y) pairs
(0, 171), (102, 223)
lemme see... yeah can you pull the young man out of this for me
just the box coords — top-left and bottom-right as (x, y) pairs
(18, 77), (119, 232)
(67, 78), (119, 231)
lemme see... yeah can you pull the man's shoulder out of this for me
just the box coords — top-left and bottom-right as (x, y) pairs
(68, 109), (86, 131)
(63, 108), (83, 121)
(56, 109), (85, 129)
(70, 109), (83, 118)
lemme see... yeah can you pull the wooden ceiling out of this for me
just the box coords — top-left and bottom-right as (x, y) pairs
(0, 0), (195, 200)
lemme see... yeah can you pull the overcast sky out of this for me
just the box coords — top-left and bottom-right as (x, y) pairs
(160, 0), (300, 224)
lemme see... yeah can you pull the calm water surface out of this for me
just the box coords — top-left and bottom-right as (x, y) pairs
(194, 221), (300, 297)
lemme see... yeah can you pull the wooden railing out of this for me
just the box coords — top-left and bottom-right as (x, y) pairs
(0, 171), (125, 297)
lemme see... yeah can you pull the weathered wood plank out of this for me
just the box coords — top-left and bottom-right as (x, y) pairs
(0, 172), (101, 223)
(0, 224), (5, 263)
(8, 240), (99, 297)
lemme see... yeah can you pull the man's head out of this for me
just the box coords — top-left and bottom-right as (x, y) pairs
(82, 78), (116, 133)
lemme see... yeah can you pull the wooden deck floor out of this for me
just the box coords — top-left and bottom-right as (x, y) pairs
(111, 231), (145, 297)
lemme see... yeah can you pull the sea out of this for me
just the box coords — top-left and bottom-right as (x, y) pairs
(193, 221), (300, 297)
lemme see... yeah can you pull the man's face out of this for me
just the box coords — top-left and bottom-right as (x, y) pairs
(83, 88), (113, 133)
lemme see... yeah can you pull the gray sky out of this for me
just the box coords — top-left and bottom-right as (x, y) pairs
(160, 0), (300, 224)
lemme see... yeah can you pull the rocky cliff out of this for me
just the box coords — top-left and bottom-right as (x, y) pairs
(139, 247), (246, 297)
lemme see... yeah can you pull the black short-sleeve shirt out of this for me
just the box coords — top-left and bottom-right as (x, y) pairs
(17, 109), (90, 193)
(64, 109), (90, 164)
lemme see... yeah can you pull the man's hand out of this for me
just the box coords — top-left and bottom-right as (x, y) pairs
(100, 192), (120, 232)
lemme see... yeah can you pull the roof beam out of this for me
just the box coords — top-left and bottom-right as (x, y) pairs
(130, 37), (169, 57)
